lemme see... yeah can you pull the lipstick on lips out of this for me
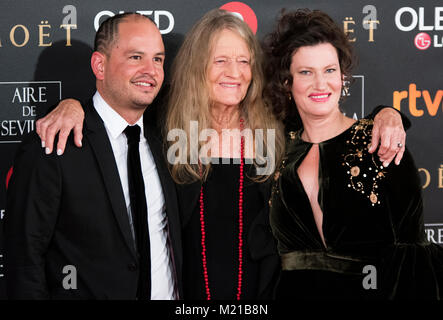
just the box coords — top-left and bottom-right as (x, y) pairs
(309, 92), (331, 102)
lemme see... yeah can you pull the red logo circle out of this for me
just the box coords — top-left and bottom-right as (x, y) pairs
(220, 2), (258, 34)
(414, 32), (431, 50)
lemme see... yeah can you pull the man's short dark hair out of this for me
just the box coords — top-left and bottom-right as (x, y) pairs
(94, 12), (154, 56)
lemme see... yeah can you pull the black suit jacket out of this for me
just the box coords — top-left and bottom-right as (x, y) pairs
(4, 99), (182, 299)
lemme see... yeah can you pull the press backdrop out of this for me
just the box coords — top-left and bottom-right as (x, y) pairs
(0, 0), (442, 298)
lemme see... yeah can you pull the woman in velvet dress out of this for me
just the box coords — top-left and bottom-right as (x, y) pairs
(265, 9), (443, 299)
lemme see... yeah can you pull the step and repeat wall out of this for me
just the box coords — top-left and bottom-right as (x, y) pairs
(0, 0), (442, 298)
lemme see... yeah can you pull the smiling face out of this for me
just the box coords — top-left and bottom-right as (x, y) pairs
(207, 29), (252, 110)
(289, 42), (343, 119)
(95, 17), (165, 114)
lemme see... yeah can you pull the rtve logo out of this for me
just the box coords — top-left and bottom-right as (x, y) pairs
(395, 7), (443, 50)
(393, 84), (443, 117)
(220, 2), (257, 34)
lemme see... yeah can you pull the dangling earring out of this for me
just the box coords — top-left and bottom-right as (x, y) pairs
(284, 79), (292, 101)
(342, 80), (350, 97)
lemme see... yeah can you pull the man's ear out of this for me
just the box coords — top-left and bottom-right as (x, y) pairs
(91, 51), (106, 80)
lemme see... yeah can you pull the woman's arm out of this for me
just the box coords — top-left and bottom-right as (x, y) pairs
(369, 107), (408, 167)
(36, 98), (85, 155)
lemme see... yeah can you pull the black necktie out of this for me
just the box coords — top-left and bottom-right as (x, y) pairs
(124, 125), (151, 300)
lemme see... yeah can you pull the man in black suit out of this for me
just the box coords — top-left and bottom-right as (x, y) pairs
(4, 13), (182, 299)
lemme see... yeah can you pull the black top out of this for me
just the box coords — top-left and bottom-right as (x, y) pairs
(177, 159), (279, 300)
(270, 119), (443, 299)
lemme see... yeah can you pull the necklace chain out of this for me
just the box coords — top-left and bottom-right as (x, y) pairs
(199, 119), (245, 300)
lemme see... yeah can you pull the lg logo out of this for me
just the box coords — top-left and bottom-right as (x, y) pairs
(94, 10), (174, 34)
(414, 32), (431, 50)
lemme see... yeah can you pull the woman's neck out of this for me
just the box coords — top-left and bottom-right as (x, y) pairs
(210, 104), (241, 132)
(300, 110), (355, 143)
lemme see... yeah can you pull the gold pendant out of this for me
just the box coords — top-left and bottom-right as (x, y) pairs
(369, 192), (378, 204)
(350, 166), (360, 177)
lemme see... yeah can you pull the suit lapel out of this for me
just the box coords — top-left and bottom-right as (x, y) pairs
(143, 122), (178, 223)
(143, 119), (183, 296)
(84, 100), (137, 259)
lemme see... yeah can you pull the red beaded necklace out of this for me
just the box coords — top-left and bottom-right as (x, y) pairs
(199, 119), (245, 300)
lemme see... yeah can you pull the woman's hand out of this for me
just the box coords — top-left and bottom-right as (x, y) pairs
(36, 98), (85, 155)
(369, 108), (406, 167)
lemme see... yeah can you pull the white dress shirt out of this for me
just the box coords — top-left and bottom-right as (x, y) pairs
(93, 92), (176, 300)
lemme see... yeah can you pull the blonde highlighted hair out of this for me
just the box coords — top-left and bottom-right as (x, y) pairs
(165, 9), (284, 184)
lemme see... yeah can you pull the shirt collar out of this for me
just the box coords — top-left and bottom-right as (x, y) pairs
(93, 91), (144, 140)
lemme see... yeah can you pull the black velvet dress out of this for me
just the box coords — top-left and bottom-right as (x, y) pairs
(177, 159), (280, 300)
(270, 119), (443, 299)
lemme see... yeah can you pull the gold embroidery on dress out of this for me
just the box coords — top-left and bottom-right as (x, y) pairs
(269, 130), (298, 207)
(269, 157), (286, 207)
(342, 119), (386, 206)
